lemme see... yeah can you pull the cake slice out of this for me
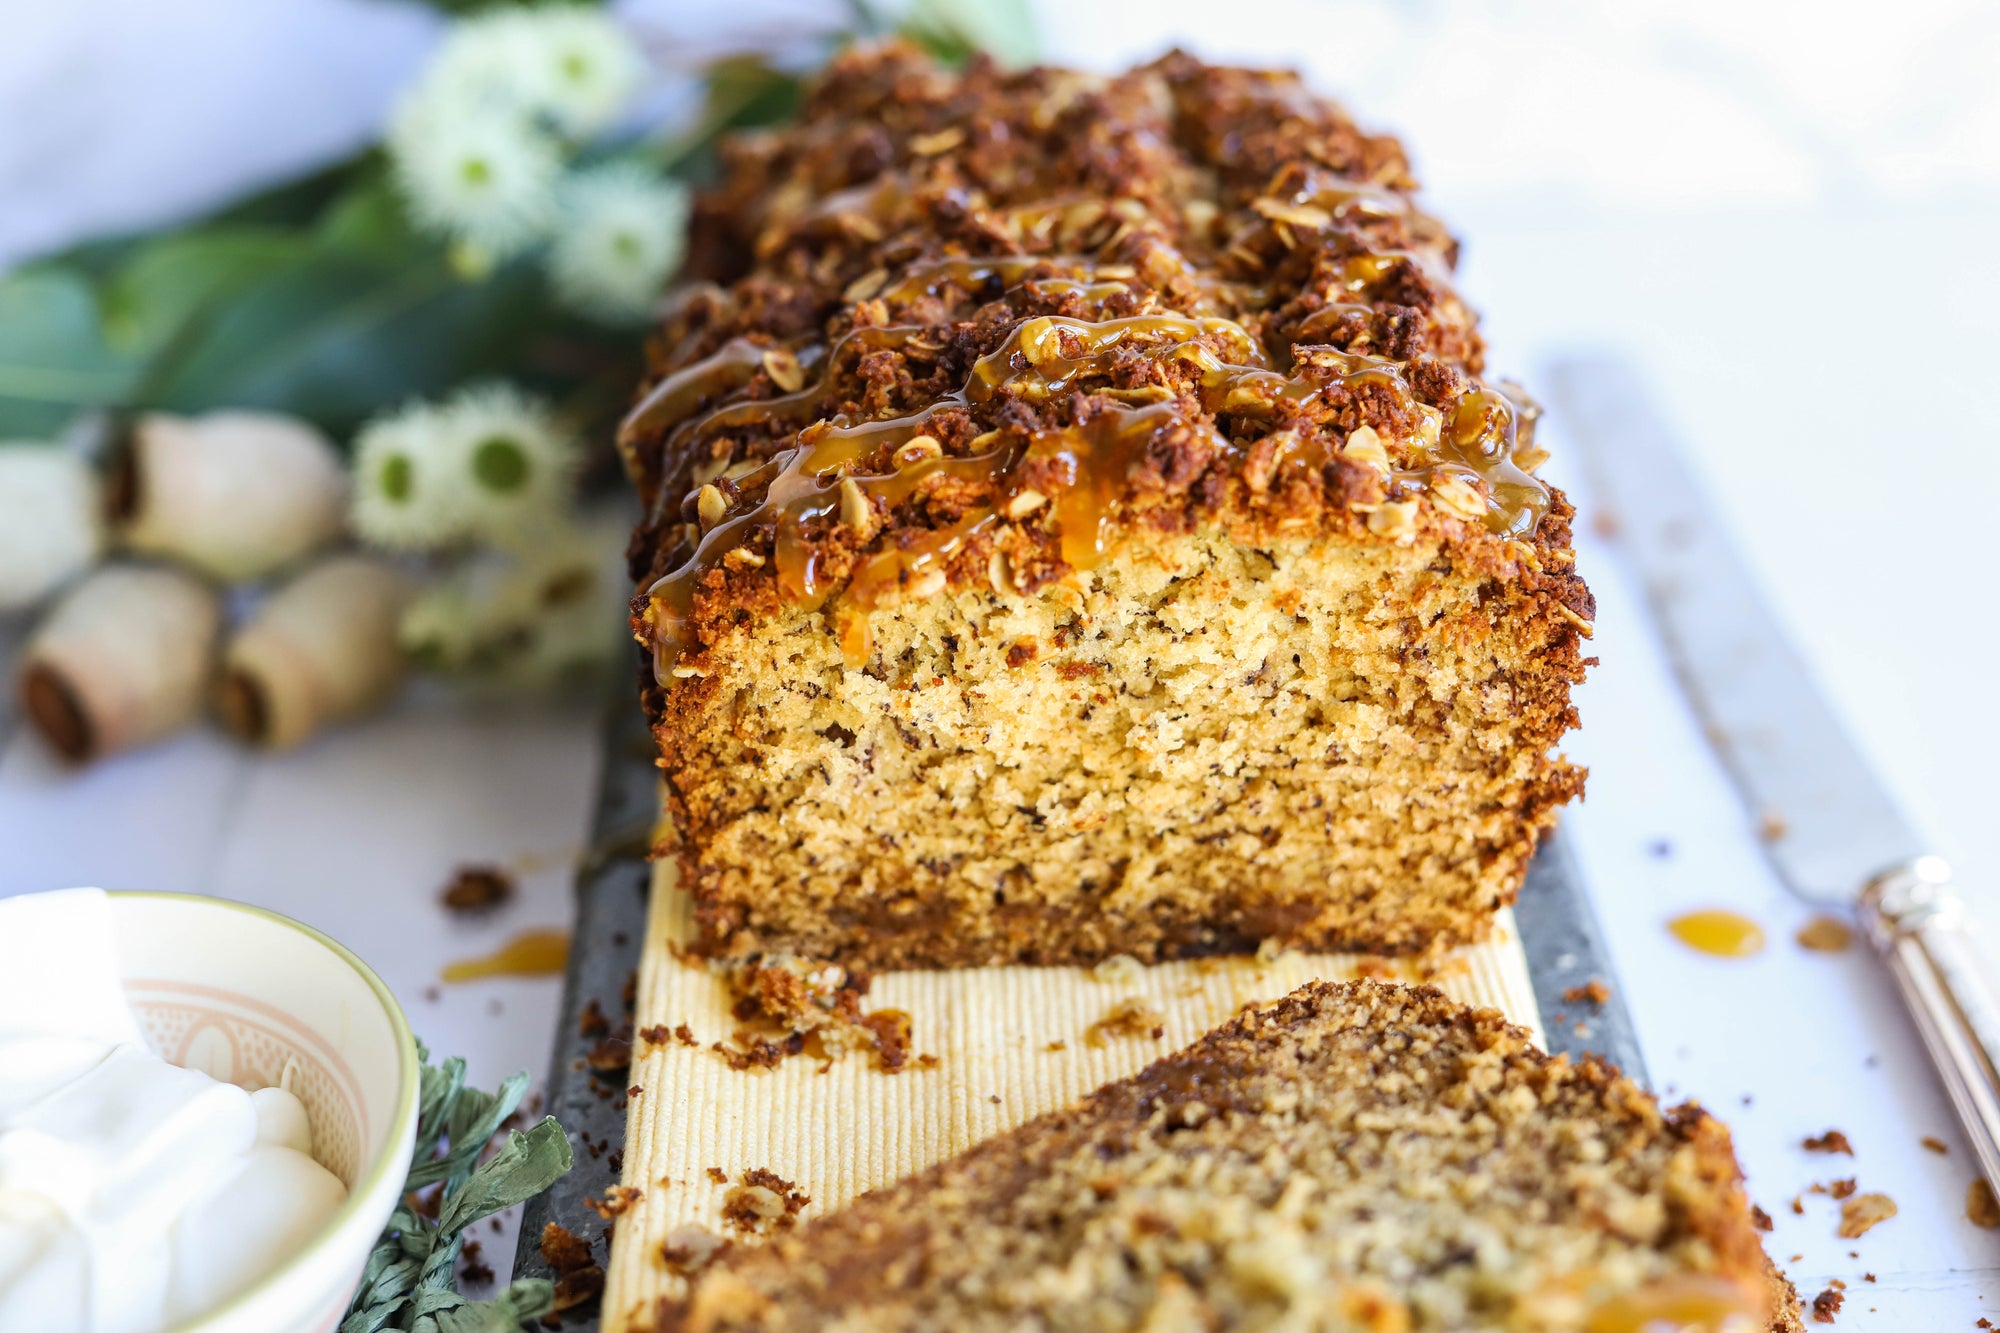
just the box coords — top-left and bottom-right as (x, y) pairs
(623, 44), (1593, 967)
(658, 982), (1800, 1332)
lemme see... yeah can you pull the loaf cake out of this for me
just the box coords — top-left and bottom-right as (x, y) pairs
(622, 44), (1594, 967)
(656, 981), (1797, 1332)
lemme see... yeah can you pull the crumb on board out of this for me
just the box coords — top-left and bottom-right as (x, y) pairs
(1083, 998), (1167, 1048)
(1837, 1192), (1898, 1239)
(1750, 1204), (1774, 1232)
(706, 1167), (729, 1185)
(579, 998), (610, 1038)
(1811, 1286), (1844, 1323)
(1809, 1178), (1858, 1200)
(705, 955), (930, 1073)
(720, 1169), (811, 1236)
(586, 1185), (645, 1220)
(1804, 1129), (1854, 1155)
(539, 1222), (604, 1313)
(440, 864), (516, 914)
(1922, 1135), (1950, 1155)
(1561, 979), (1610, 1006)
(586, 1035), (634, 1071)
(661, 1224), (727, 1275)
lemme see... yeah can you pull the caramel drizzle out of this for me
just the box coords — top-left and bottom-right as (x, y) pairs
(641, 307), (1548, 676)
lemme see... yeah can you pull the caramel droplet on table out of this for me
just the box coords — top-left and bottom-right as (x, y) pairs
(1795, 914), (1855, 953)
(442, 928), (571, 982)
(1668, 910), (1766, 958)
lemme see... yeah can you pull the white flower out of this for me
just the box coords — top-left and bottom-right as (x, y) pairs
(407, 6), (644, 141)
(399, 550), (541, 673)
(0, 445), (102, 611)
(418, 10), (544, 118)
(431, 382), (578, 544)
(548, 164), (689, 324)
(519, 7), (647, 139)
(399, 512), (625, 685)
(350, 402), (466, 551)
(388, 93), (561, 258)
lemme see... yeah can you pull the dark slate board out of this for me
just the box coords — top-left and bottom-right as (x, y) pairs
(514, 705), (1645, 1323)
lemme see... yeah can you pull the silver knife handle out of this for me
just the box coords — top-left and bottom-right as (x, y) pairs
(1862, 856), (2000, 1191)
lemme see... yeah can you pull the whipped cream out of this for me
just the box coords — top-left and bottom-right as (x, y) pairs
(0, 889), (348, 1332)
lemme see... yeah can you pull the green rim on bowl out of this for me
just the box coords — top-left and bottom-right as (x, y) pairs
(106, 892), (422, 1333)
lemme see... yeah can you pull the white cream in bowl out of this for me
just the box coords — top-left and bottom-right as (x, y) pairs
(0, 889), (416, 1333)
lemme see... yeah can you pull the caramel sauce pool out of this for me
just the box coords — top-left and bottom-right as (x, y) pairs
(442, 928), (572, 982)
(1668, 911), (1766, 959)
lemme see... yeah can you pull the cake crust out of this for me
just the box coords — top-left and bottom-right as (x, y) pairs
(624, 44), (1592, 967)
(654, 981), (1801, 1332)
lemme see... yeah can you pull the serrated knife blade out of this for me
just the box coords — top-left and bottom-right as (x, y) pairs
(1547, 351), (2000, 1196)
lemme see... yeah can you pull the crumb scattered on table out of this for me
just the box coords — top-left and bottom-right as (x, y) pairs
(1837, 1192), (1898, 1239)
(1811, 1286), (1844, 1323)
(1968, 1178), (2000, 1229)
(440, 864), (516, 915)
(1796, 915), (1855, 953)
(1922, 1135), (1950, 1155)
(1804, 1129), (1854, 1155)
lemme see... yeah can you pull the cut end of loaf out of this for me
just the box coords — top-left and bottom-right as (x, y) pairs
(658, 520), (1585, 968)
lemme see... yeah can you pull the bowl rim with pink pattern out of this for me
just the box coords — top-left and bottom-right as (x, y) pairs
(106, 890), (421, 1333)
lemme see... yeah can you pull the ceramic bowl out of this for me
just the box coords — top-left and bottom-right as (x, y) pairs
(107, 892), (420, 1333)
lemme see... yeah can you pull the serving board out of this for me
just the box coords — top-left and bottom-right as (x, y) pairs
(514, 702), (1644, 1329)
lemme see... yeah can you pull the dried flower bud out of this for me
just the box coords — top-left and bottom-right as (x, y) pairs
(218, 556), (409, 750)
(112, 412), (346, 581)
(20, 564), (222, 762)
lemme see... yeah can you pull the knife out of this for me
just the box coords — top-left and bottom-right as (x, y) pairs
(1547, 354), (2000, 1191)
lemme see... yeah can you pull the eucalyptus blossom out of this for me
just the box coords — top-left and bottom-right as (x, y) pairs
(548, 163), (689, 324)
(350, 401), (465, 551)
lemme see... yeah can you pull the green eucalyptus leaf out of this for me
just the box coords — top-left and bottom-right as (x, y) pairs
(134, 247), (549, 436)
(0, 267), (142, 437)
(345, 1048), (575, 1333)
(318, 176), (423, 258)
(99, 226), (309, 355)
(436, 1118), (574, 1235)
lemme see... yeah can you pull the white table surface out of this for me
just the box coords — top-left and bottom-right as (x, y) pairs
(5, 0), (1999, 1324)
